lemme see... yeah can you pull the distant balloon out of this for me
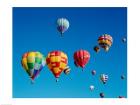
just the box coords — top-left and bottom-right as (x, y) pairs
(57, 18), (69, 36)
(100, 74), (108, 84)
(121, 75), (125, 80)
(98, 34), (113, 52)
(21, 51), (46, 82)
(46, 51), (68, 82)
(63, 66), (71, 75)
(118, 96), (125, 98)
(74, 61), (79, 67)
(100, 92), (105, 98)
(90, 85), (95, 91)
(73, 50), (90, 69)
(91, 70), (96, 76)
(122, 37), (127, 43)
(94, 46), (100, 53)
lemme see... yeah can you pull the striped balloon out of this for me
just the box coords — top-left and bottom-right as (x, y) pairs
(74, 50), (90, 69)
(100, 74), (108, 84)
(46, 51), (68, 80)
(57, 18), (69, 35)
(21, 51), (46, 81)
(63, 66), (71, 75)
(98, 34), (113, 51)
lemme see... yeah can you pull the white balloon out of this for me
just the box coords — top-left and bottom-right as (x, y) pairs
(90, 85), (94, 91)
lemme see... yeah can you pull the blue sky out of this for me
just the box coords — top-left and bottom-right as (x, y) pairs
(13, 7), (127, 98)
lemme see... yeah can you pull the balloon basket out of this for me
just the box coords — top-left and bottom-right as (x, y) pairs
(103, 82), (106, 85)
(56, 78), (59, 82)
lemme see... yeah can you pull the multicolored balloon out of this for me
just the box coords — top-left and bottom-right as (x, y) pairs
(57, 18), (69, 36)
(98, 34), (113, 51)
(73, 50), (90, 69)
(21, 51), (46, 81)
(46, 51), (68, 81)
(94, 46), (100, 53)
(63, 66), (71, 75)
(100, 74), (108, 84)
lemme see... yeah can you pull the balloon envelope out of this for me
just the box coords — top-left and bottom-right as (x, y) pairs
(98, 34), (113, 51)
(91, 70), (96, 75)
(90, 85), (94, 91)
(46, 51), (68, 79)
(21, 51), (46, 81)
(64, 66), (70, 75)
(94, 46), (100, 53)
(121, 75), (125, 79)
(73, 50), (90, 68)
(100, 92), (104, 98)
(122, 37), (127, 43)
(100, 74), (108, 84)
(57, 18), (69, 35)
(118, 96), (125, 98)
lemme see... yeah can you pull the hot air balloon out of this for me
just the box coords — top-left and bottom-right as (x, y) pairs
(122, 37), (127, 43)
(73, 50), (90, 70)
(98, 34), (113, 52)
(94, 46), (100, 53)
(57, 18), (69, 36)
(63, 66), (71, 75)
(46, 51), (68, 82)
(118, 96), (125, 98)
(121, 75), (125, 80)
(21, 51), (46, 82)
(91, 70), (96, 76)
(100, 74), (108, 84)
(100, 92), (105, 98)
(90, 85), (95, 91)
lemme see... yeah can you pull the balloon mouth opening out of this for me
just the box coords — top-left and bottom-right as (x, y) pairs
(30, 75), (34, 80)
(81, 65), (85, 69)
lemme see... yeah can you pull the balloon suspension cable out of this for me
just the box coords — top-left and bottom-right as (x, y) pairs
(60, 32), (63, 37)
(68, 74), (72, 80)
(69, 76), (72, 80)
(31, 79), (35, 84)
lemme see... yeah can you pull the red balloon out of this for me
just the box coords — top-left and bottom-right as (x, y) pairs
(74, 50), (90, 68)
